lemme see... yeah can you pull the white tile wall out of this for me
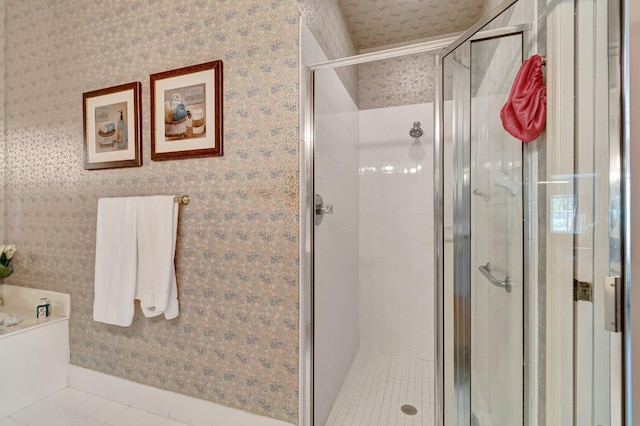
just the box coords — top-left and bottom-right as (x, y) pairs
(358, 103), (435, 361)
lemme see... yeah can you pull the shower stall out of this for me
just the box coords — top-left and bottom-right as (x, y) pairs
(301, 0), (630, 424)
(301, 24), (447, 424)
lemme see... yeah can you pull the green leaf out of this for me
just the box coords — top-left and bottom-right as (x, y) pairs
(0, 265), (12, 277)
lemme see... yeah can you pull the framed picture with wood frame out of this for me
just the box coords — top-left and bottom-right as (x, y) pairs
(150, 60), (223, 161)
(83, 81), (142, 170)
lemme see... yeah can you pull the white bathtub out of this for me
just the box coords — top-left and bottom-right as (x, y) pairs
(0, 284), (70, 418)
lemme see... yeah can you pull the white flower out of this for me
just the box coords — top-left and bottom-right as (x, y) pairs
(3, 245), (17, 260)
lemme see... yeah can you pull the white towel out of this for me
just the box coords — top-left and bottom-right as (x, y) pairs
(93, 197), (139, 326)
(136, 195), (180, 320)
(93, 195), (180, 326)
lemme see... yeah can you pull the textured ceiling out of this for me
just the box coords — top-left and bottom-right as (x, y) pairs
(338, 0), (488, 50)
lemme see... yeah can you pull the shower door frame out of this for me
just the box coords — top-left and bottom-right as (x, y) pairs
(434, 0), (633, 425)
(434, 1), (533, 423)
(299, 31), (457, 426)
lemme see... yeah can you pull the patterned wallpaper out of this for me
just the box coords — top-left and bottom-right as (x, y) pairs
(358, 52), (437, 110)
(300, 0), (467, 110)
(483, 0), (506, 15)
(3, 1), (299, 423)
(299, 0), (359, 102)
(299, 0), (356, 61)
(339, 0), (485, 50)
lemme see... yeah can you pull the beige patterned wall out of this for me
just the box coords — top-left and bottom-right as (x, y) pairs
(336, 0), (487, 110)
(300, 0), (356, 61)
(300, 0), (463, 110)
(3, 1), (299, 423)
(358, 52), (437, 110)
(299, 0), (358, 102)
(339, 0), (485, 50)
(483, 0), (506, 15)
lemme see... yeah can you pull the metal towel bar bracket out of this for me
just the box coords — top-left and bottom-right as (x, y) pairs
(478, 262), (512, 293)
(174, 195), (190, 205)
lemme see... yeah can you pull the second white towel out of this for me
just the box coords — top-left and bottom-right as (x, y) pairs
(136, 195), (180, 319)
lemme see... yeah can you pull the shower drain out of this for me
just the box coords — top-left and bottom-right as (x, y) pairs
(401, 404), (418, 416)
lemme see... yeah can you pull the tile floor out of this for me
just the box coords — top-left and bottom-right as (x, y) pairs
(0, 387), (188, 426)
(324, 351), (434, 426)
(2, 356), (434, 426)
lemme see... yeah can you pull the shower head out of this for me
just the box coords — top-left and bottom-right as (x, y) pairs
(410, 121), (423, 138)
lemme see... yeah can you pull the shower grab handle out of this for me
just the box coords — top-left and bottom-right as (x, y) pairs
(478, 262), (512, 293)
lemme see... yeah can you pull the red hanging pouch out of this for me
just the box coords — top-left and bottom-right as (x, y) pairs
(500, 54), (547, 142)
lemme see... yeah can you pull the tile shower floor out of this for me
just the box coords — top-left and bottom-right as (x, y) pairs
(324, 351), (434, 426)
(0, 388), (188, 426)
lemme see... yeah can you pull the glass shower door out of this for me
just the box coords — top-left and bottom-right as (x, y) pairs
(438, 0), (628, 425)
(437, 3), (531, 425)
(469, 34), (524, 426)
(439, 14), (528, 424)
(573, 0), (624, 423)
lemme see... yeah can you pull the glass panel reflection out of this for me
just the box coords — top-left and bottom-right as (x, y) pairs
(469, 33), (524, 425)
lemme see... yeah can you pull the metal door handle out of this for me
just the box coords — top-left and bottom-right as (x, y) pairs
(604, 276), (622, 332)
(316, 204), (333, 216)
(314, 194), (333, 225)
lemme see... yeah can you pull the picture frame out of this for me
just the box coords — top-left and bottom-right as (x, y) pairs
(150, 60), (223, 161)
(83, 82), (142, 170)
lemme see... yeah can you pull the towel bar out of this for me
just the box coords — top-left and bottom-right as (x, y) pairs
(174, 195), (190, 205)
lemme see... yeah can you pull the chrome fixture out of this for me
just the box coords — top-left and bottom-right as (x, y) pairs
(173, 195), (190, 205)
(603, 276), (622, 332)
(409, 121), (424, 138)
(478, 262), (512, 293)
(472, 188), (491, 201)
(314, 194), (333, 225)
(401, 405), (418, 416)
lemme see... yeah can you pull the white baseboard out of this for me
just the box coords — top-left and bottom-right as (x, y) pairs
(67, 365), (294, 426)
